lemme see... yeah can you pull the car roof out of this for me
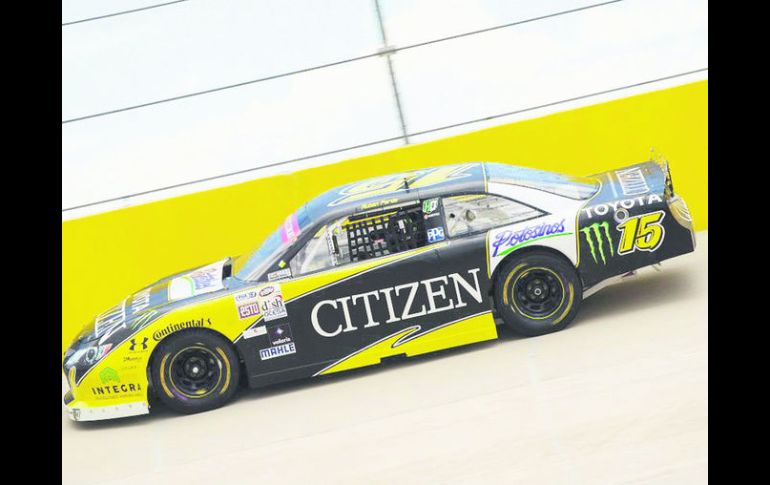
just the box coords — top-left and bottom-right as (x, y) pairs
(304, 162), (483, 220)
(302, 161), (592, 222)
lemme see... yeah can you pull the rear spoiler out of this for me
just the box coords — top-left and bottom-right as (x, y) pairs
(591, 159), (673, 200)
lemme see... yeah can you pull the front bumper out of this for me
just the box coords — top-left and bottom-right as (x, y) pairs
(64, 391), (149, 422)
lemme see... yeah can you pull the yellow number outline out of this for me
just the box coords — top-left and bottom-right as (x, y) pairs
(616, 210), (666, 255)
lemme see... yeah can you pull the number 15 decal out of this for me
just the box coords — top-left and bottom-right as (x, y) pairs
(616, 210), (666, 255)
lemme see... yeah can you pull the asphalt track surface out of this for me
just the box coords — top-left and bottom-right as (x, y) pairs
(62, 232), (708, 485)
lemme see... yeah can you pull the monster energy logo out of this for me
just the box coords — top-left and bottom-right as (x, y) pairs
(581, 222), (615, 264)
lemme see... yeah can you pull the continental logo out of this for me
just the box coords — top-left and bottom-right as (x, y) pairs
(153, 317), (212, 341)
(580, 222), (615, 264)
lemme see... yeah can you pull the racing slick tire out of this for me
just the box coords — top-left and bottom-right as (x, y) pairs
(494, 251), (582, 337)
(150, 329), (240, 415)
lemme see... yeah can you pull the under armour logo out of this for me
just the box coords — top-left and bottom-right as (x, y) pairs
(129, 337), (148, 351)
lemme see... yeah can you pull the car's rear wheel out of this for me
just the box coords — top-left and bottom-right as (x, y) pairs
(150, 329), (240, 415)
(494, 251), (582, 337)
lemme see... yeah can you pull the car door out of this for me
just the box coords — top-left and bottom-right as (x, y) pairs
(241, 200), (498, 388)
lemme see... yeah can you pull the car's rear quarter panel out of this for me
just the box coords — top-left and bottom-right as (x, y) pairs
(485, 181), (584, 280)
(576, 162), (696, 288)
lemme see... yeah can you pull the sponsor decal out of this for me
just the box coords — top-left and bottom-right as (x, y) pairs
(422, 198), (439, 214)
(84, 344), (112, 364)
(242, 325), (267, 339)
(580, 222), (614, 264)
(427, 227), (445, 243)
(281, 213), (301, 243)
(311, 268), (483, 338)
(259, 342), (296, 360)
(267, 322), (293, 346)
(615, 167), (650, 195)
(491, 219), (568, 258)
(581, 210), (667, 264)
(258, 284), (287, 322)
(326, 229), (339, 266)
(91, 382), (143, 397)
(234, 289), (261, 320)
(616, 210), (666, 255)
(129, 337), (148, 351)
(267, 268), (292, 281)
(152, 317), (212, 341)
(582, 194), (663, 219)
(99, 367), (120, 384)
(168, 259), (226, 301)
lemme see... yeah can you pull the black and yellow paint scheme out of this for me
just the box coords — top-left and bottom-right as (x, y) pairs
(63, 160), (695, 421)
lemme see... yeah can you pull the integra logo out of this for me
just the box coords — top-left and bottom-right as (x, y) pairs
(580, 222), (615, 264)
(153, 317), (212, 341)
(91, 382), (142, 396)
(311, 268), (483, 338)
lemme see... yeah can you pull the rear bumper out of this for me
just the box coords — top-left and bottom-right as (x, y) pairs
(64, 391), (149, 422)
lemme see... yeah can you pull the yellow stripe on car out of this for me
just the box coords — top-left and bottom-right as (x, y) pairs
(317, 312), (497, 376)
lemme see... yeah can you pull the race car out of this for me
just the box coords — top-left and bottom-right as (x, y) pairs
(63, 159), (695, 421)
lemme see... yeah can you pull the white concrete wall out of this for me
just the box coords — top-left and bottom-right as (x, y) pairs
(62, 0), (708, 219)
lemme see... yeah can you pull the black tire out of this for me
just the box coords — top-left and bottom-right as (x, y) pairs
(150, 329), (240, 415)
(494, 251), (582, 337)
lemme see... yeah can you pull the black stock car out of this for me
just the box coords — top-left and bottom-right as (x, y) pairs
(63, 160), (695, 421)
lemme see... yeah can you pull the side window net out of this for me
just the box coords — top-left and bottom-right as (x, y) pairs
(345, 204), (426, 262)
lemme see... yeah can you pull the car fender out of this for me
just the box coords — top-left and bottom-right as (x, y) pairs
(69, 288), (263, 407)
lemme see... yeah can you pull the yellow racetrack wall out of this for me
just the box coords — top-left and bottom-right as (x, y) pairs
(62, 80), (707, 352)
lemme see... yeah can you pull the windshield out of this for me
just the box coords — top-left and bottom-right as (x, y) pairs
(235, 206), (312, 281)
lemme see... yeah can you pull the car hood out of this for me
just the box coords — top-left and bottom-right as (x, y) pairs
(71, 258), (233, 347)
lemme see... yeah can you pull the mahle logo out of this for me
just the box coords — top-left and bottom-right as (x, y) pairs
(580, 222), (615, 264)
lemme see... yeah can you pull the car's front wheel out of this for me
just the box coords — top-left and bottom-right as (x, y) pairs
(150, 329), (240, 415)
(494, 251), (582, 337)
